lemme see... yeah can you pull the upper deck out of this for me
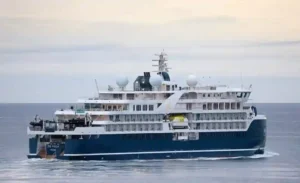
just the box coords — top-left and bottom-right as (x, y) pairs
(53, 52), (253, 117)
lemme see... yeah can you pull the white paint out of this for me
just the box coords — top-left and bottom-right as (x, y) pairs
(63, 148), (264, 156)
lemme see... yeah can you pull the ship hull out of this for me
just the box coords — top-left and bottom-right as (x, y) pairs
(28, 119), (266, 160)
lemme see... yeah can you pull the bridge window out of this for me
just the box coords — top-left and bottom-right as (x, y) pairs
(237, 92), (243, 98)
(136, 105), (141, 111)
(91, 104), (101, 111)
(84, 103), (90, 110)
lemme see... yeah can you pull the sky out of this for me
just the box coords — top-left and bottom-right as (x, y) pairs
(0, 0), (300, 103)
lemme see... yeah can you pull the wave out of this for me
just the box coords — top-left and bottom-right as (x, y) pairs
(128, 151), (280, 162)
(21, 151), (279, 165)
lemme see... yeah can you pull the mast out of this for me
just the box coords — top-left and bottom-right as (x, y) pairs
(152, 51), (171, 73)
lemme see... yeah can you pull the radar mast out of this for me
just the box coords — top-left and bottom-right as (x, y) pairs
(152, 51), (171, 73)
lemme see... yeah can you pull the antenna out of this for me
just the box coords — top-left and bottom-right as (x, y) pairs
(95, 79), (99, 93)
(240, 72), (244, 88)
(152, 50), (170, 73)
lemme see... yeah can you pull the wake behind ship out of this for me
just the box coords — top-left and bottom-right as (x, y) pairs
(27, 52), (266, 160)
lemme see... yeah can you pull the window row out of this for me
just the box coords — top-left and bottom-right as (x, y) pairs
(133, 104), (154, 111)
(109, 114), (164, 122)
(70, 132), (247, 140)
(202, 102), (241, 110)
(180, 92), (250, 99)
(106, 123), (162, 132)
(193, 113), (247, 121)
(84, 104), (128, 111)
(203, 92), (250, 98)
(190, 122), (246, 130)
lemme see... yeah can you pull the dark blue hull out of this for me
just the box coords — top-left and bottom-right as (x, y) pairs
(28, 119), (266, 160)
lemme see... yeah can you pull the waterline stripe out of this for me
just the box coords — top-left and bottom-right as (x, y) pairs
(63, 148), (263, 157)
(28, 154), (38, 156)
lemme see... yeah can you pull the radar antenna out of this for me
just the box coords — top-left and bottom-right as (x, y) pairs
(152, 50), (171, 73)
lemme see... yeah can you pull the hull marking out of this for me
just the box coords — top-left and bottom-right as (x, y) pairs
(63, 148), (264, 156)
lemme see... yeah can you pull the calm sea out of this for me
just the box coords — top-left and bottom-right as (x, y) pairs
(0, 103), (299, 183)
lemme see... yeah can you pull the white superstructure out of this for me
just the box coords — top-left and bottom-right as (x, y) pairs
(28, 52), (263, 137)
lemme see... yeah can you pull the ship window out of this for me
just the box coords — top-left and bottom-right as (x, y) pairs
(208, 103), (212, 110)
(213, 103), (218, 110)
(137, 115), (142, 121)
(172, 85), (175, 90)
(133, 105), (135, 111)
(219, 103), (224, 110)
(244, 92), (248, 98)
(196, 114), (200, 120)
(127, 93), (134, 100)
(136, 105), (141, 111)
(166, 85), (170, 91)
(157, 103), (162, 108)
(237, 92), (242, 98)
(237, 103), (241, 109)
(113, 94), (122, 99)
(143, 105), (147, 111)
(231, 103), (236, 110)
(84, 103), (90, 110)
(225, 103), (230, 110)
(203, 94), (206, 97)
(149, 105), (154, 111)
(144, 115), (149, 121)
(91, 104), (101, 110)
(212, 123), (216, 129)
(208, 94), (211, 97)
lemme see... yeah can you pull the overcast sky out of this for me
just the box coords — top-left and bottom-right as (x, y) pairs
(0, 0), (299, 103)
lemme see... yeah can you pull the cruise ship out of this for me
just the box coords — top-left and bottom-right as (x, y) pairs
(27, 52), (266, 160)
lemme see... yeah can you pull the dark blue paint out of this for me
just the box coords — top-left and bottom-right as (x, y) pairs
(28, 119), (266, 160)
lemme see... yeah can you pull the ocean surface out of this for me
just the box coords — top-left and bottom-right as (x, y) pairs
(0, 103), (299, 183)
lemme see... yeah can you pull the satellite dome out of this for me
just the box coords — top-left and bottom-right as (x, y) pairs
(116, 76), (129, 88)
(186, 75), (198, 87)
(150, 74), (162, 87)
